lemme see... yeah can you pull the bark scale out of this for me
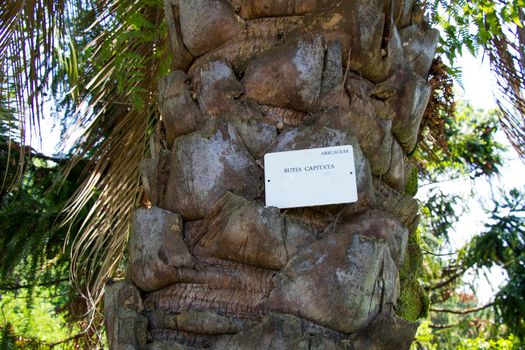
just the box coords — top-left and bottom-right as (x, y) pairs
(105, 0), (439, 349)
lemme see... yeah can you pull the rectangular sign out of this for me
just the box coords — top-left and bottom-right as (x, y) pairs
(264, 145), (358, 209)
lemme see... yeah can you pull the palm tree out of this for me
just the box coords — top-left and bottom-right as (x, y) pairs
(1, 0), (523, 348)
(104, 0), (435, 348)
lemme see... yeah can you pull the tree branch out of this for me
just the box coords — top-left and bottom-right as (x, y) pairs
(421, 248), (458, 257)
(47, 332), (84, 348)
(0, 278), (69, 291)
(430, 302), (495, 315)
(429, 322), (463, 330)
(7, 142), (68, 164)
(27, 147), (69, 164)
(424, 270), (464, 291)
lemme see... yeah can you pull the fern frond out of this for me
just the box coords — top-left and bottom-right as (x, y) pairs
(60, 0), (167, 332)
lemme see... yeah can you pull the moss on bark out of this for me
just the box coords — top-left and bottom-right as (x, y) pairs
(397, 240), (429, 322)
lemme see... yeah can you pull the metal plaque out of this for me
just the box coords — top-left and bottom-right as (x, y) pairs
(264, 145), (358, 209)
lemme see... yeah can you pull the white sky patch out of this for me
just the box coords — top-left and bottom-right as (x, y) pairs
(29, 98), (90, 155)
(456, 52), (498, 110)
(29, 116), (84, 156)
(28, 100), (62, 156)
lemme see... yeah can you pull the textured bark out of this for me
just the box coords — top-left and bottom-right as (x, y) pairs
(104, 280), (148, 349)
(243, 35), (325, 111)
(157, 70), (202, 146)
(106, 0), (438, 348)
(128, 207), (193, 291)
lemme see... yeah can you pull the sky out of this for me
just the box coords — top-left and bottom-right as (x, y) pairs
(30, 101), (62, 155)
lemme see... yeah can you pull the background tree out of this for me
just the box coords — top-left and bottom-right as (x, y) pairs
(411, 101), (525, 348)
(412, 186), (525, 349)
(426, 0), (525, 160)
(0, 121), (93, 347)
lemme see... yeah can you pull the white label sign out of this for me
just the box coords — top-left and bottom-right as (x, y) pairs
(264, 145), (358, 209)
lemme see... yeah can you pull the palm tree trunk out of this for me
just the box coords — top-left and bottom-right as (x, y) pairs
(105, 0), (438, 348)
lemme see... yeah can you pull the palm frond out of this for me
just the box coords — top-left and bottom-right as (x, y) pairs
(64, 108), (153, 326)
(60, 0), (167, 330)
(0, 0), (87, 192)
(2, 0), (168, 334)
(0, 0), (59, 128)
(487, 11), (525, 160)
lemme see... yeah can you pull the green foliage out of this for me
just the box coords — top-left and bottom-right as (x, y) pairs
(399, 103), (505, 325)
(412, 321), (438, 350)
(417, 187), (525, 347)
(414, 92), (522, 346)
(458, 335), (522, 350)
(80, 0), (169, 114)
(426, 0), (524, 69)
(414, 319), (524, 350)
(0, 323), (43, 350)
(0, 154), (81, 287)
(0, 102), (23, 194)
(446, 105), (505, 178)
(463, 189), (525, 339)
(417, 101), (505, 180)
(422, 190), (462, 241)
(3, 0), (168, 338)
(51, 0), (168, 320)
(425, 0), (525, 161)
(0, 139), (88, 347)
(0, 288), (73, 349)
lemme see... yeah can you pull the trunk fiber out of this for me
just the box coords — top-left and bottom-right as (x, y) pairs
(105, 0), (438, 348)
